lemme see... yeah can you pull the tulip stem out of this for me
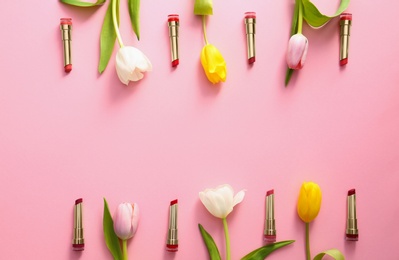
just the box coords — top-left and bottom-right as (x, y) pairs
(222, 218), (231, 260)
(202, 15), (209, 45)
(122, 239), (128, 260)
(112, 0), (124, 47)
(297, 0), (303, 34)
(305, 223), (311, 260)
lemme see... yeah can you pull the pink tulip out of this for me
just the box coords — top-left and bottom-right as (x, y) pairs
(286, 33), (308, 70)
(113, 203), (139, 240)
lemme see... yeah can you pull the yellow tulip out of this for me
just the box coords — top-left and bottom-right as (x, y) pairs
(200, 44), (227, 84)
(297, 182), (322, 223)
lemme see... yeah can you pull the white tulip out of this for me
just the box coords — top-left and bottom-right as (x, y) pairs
(115, 46), (152, 85)
(199, 184), (245, 219)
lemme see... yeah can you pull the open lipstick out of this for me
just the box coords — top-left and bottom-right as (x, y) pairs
(264, 189), (276, 243)
(60, 18), (73, 73)
(168, 14), (180, 67)
(72, 198), (84, 250)
(244, 12), (256, 64)
(166, 199), (178, 252)
(339, 13), (352, 66)
(346, 189), (358, 241)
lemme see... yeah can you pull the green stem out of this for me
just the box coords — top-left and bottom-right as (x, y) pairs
(297, 0), (303, 34)
(122, 239), (128, 260)
(112, 0), (124, 47)
(222, 218), (231, 260)
(202, 15), (209, 45)
(305, 223), (311, 260)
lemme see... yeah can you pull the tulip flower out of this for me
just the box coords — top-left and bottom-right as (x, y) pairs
(112, 202), (139, 260)
(199, 184), (245, 260)
(200, 44), (227, 84)
(286, 33), (308, 70)
(297, 182), (321, 223)
(297, 182), (322, 260)
(195, 0), (227, 84)
(116, 46), (152, 85)
(111, 0), (151, 85)
(114, 203), (139, 240)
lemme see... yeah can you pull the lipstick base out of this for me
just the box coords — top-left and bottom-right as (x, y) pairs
(346, 233), (358, 241)
(166, 244), (178, 252)
(340, 58), (348, 66)
(263, 235), (276, 243)
(72, 243), (84, 251)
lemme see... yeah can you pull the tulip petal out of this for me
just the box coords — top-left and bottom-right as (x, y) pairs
(114, 203), (134, 240)
(115, 46), (152, 85)
(131, 203), (139, 235)
(233, 190), (245, 207)
(200, 44), (227, 84)
(199, 191), (221, 218)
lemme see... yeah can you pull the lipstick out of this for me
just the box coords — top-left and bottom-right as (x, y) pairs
(72, 198), (84, 250)
(346, 189), (358, 241)
(60, 18), (73, 73)
(244, 12), (256, 64)
(168, 14), (179, 67)
(264, 189), (276, 243)
(339, 13), (352, 66)
(166, 199), (178, 252)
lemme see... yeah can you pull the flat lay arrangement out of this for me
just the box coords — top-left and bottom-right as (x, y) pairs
(1, 0), (398, 259)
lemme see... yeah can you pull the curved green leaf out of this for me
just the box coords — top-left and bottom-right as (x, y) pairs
(128, 0), (140, 40)
(241, 240), (295, 260)
(313, 249), (345, 260)
(194, 0), (213, 16)
(302, 0), (350, 28)
(60, 0), (106, 7)
(198, 224), (221, 260)
(98, 0), (120, 73)
(103, 198), (123, 260)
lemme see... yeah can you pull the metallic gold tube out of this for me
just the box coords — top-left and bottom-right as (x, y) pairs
(73, 198), (84, 250)
(244, 12), (256, 64)
(166, 199), (178, 252)
(168, 15), (179, 67)
(264, 190), (276, 242)
(339, 13), (352, 66)
(60, 18), (72, 73)
(346, 189), (358, 241)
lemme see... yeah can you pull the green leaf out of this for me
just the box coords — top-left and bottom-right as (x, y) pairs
(198, 224), (221, 260)
(103, 198), (123, 260)
(313, 249), (345, 260)
(194, 0), (213, 16)
(98, 0), (120, 73)
(241, 240), (295, 260)
(128, 0), (140, 40)
(302, 0), (350, 28)
(60, 0), (106, 7)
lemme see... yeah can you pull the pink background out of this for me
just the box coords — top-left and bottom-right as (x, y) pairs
(0, 0), (398, 259)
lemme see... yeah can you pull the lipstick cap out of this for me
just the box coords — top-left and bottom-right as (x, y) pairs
(346, 189), (358, 241)
(264, 190), (276, 242)
(72, 198), (84, 250)
(166, 200), (178, 252)
(244, 12), (256, 64)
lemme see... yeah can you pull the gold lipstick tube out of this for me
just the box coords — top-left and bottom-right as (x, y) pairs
(264, 190), (276, 242)
(60, 18), (72, 73)
(339, 13), (352, 66)
(168, 15), (179, 67)
(244, 12), (256, 64)
(346, 189), (358, 241)
(166, 199), (178, 252)
(72, 198), (84, 250)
